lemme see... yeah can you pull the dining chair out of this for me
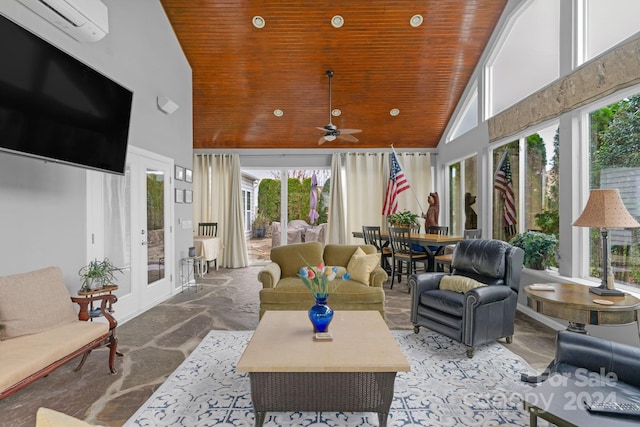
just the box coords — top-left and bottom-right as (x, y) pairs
(388, 226), (429, 292)
(362, 225), (392, 273)
(198, 222), (218, 237)
(426, 225), (449, 262)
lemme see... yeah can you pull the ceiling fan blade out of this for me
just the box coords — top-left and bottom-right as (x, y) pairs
(338, 134), (359, 142)
(339, 128), (362, 135)
(318, 136), (327, 145)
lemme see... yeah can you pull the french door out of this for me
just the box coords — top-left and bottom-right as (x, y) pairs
(87, 146), (174, 322)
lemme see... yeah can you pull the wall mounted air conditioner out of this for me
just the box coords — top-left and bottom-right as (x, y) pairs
(16, 0), (108, 42)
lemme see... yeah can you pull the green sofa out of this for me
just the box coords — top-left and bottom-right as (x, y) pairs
(258, 242), (387, 318)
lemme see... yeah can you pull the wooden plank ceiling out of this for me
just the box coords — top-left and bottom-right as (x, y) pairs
(159, 0), (507, 150)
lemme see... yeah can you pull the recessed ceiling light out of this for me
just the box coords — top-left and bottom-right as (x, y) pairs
(410, 14), (423, 27)
(273, 109), (283, 117)
(331, 15), (344, 28)
(332, 109), (341, 117)
(252, 16), (265, 29)
(390, 108), (400, 116)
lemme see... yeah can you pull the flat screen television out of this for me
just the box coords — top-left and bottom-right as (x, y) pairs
(0, 14), (133, 175)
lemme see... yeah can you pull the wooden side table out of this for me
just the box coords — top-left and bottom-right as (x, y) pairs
(522, 283), (640, 383)
(524, 283), (640, 334)
(76, 285), (123, 358)
(77, 285), (118, 319)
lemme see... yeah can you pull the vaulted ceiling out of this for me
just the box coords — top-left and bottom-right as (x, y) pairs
(159, 1), (507, 150)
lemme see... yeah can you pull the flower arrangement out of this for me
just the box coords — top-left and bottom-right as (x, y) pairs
(298, 260), (350, 299)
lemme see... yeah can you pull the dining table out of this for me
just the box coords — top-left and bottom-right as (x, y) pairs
(193, 235), (224, 272)
(351, 230), (463, 272)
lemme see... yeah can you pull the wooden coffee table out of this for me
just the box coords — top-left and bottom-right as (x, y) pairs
(236, 311), (410, 426)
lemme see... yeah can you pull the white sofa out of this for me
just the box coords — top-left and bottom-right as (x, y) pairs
(271, 220), (328, 247)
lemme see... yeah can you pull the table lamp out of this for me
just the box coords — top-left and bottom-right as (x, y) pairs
(573, 189), (640, 296)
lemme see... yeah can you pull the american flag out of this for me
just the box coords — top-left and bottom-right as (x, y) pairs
(494, 152), (517, 235)
(382, 152), (410, 215)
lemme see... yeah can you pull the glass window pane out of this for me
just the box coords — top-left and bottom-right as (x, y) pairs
(449, 162), (461, 235)
(588, 94), (640, 289)
(493, 141), (519, 241)
(489, 0), (559, 116)
(464, 156), (478, 232)
(146, 169), (165, 284)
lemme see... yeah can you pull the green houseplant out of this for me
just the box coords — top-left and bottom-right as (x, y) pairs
(387, 210), (419, 227)
(78, 258), (124, 291)
(509, 231), (558, 270)
(252, 214), (270, 238)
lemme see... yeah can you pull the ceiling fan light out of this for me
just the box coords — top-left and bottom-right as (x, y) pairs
(332, 108), (341, 117)
(252, 16), (265, 28)
(325, 135), (337, 141)
(410, 14), (423, 27)
(390, 108), (400, 116)
(331, 15), (344, 28)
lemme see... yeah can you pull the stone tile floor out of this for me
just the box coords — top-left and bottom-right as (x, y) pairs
(0, 243), (557, 426)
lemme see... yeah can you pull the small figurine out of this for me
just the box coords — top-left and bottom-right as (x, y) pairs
(465, 192), (478, 230)
(422, 192), (439, 229)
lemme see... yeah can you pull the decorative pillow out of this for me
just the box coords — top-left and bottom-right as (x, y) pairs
(346, 247), (380, 285)
(0, 267), (77, 340)
(439, 275), (486, 293)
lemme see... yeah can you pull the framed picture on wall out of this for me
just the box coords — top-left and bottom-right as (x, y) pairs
(185, 189), (193, 204)
(175, 165), (184, 181)
(185, 168), (192, 183)
(175, 188), (184, 203)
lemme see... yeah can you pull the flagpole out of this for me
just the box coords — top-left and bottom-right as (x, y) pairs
(494, 149), (508, 178)
(390, 144), (425, 213)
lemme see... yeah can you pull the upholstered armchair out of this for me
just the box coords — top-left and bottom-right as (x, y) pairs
(409, 239), (524, 358)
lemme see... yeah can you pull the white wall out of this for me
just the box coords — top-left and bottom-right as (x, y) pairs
(0, 0), (193, 291)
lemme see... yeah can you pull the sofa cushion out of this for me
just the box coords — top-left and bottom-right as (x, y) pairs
(346, 247), (380, 285)
(323, 244), (377, 267)
(36, 407), (102, 427)
(0, 267), (77, 340)
(439, 275), (486, 293)
(260, 277), (385, 305)
(0, 321), (109, 393)
(270, 241), (324, 278)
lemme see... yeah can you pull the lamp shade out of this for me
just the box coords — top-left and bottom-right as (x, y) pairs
(573, 189), (640, 228)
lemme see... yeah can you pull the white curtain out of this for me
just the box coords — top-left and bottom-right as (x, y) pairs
(193, 153), (248, 268)
(344, 152), (432, 243)
(102, 168), (131, 293)
(327, 153), (346, 244)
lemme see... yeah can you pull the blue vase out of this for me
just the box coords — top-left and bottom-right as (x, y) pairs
(308, 297), (333, 333)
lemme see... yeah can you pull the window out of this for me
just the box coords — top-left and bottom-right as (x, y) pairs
(492, 141), (519, 241)
(524, 124), (559, 236)
(448, 85), (478, 141)
(242, 188), (252, 233)
(585, 0), (640, 62)
(449, 155), (478, 236)
(487, 0), (559, 117)
(588, 93), (640, 289)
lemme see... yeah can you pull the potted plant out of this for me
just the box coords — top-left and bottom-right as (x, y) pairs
(78, 258), (124, 291)
(509, 231), (558, 270)
(387, 210), (419, 227)
(252, 214), (270, 238)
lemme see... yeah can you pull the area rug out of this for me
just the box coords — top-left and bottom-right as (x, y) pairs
(125, 330), (539, 426)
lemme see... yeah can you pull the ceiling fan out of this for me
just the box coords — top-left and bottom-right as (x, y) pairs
(317, 70), (362, 145)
